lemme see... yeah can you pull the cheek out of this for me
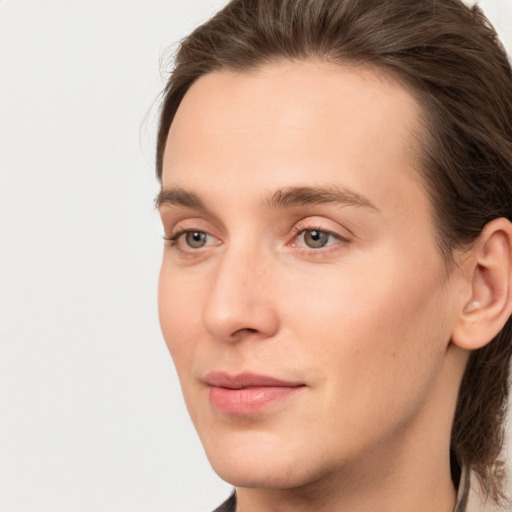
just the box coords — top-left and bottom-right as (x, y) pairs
(284, 244), (448, 343)
(280, 252), (451, 403)
(158, 262), (204, 368)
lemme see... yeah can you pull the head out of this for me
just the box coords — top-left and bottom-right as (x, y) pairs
(155, 0), (512, 504)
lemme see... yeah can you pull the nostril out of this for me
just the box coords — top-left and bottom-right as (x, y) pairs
(234, 327), (258, 336)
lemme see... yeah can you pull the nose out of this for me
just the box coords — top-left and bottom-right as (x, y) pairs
(202, 244), (280, 343)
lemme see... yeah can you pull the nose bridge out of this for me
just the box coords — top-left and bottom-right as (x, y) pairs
(202, 238), (278, 341)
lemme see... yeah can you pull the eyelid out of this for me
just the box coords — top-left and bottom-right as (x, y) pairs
(291, 229), (345, 249)
(167, 226), (200, 241)
(166, 227), (219, 243)
(163, 221), (223, 258)
(162, 216), (352, 255)
(162, 216), (217, 239)
(287, 218), (352, 254)
(290, 218), (352, 240)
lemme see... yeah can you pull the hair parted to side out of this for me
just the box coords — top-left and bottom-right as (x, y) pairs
(156, 0), (512, 504)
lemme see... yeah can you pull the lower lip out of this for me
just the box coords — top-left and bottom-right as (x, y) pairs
(209, 386), (304, 415)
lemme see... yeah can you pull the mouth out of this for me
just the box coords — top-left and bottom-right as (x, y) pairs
(203, 372), (306, 415)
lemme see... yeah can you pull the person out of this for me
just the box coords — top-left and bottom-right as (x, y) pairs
(154, 0), (512, 510)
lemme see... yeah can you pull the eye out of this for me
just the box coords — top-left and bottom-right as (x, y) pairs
(292, 227), (347, 250)
(165, 229), (215, 250)
(183, 231), (208, 249)
(300, 229), (333, 249)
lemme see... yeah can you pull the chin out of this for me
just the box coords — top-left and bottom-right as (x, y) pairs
(200, 429), (325, 490)
(212, 458), (309, 490)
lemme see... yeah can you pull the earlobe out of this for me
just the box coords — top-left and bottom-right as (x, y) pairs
(452, 218), (512, 351)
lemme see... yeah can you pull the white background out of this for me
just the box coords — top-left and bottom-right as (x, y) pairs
(1, 1), (511, 511)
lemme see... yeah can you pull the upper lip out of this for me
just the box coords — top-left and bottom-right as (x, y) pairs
(203, 372), (305, 389)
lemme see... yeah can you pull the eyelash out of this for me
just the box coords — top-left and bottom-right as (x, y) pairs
(163, 229), (207, 245)
(289, 224), (350, 252)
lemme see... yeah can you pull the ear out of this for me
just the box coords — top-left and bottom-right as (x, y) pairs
(451, 217), (512, 351)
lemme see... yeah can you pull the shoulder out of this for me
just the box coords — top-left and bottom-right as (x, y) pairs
(212, 492), (236, 512)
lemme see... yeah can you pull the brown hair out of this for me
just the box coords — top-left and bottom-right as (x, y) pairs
(156, 0), (512, 503)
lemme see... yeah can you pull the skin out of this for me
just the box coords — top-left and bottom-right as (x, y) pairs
(157, 61), (473, 512)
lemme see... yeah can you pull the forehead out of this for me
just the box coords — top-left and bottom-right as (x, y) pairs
(162, 60), (429, 221)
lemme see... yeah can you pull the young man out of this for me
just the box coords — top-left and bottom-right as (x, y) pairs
(155, 1), (512, 510)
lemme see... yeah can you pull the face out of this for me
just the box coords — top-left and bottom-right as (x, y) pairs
(158, 61), (461, 490)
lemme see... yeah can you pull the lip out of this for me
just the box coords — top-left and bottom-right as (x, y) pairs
(204, 372), (306, 415)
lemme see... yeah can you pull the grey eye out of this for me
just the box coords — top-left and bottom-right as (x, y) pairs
(185, 231), (208, 248)
(303, 230), (330, 248)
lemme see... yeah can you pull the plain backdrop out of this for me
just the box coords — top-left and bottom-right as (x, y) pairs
(1, 1), (511, 511)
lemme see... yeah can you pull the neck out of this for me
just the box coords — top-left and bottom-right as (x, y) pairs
(235, 446), (456, 512)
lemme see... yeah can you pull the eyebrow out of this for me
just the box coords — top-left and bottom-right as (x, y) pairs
(265, 185), (379, 211)
(155, 188), (207, 210)
(155, 185), (379, 212)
